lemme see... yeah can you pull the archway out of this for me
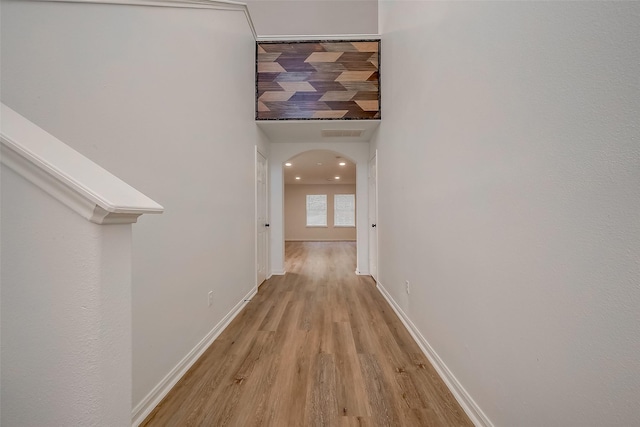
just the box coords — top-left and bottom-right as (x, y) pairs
(268, 142), (370, 277)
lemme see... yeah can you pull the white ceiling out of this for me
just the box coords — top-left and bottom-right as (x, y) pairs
(284, 150), (356, 185)
(256, 120), (380, 143)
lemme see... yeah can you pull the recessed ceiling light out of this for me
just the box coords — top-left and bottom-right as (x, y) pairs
(285, 162), (292, 167)
(339, 162), (346, 166)
(334, 176), (340, 180)
(295, 176), (301, 180)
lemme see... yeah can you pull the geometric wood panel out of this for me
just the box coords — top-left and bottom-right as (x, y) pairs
(256, 40), (380, 120)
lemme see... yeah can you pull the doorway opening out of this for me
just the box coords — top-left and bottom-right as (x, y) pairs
(283, 150), (357, 266)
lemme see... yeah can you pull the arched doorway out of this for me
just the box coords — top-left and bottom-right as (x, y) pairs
(268, 142), (370, 277)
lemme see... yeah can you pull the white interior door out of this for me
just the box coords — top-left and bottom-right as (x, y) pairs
(368, 153), (378, 281)
(256, 151), (268, 286)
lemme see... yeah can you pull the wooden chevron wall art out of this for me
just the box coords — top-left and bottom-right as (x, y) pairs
(256, 40), (380, 120)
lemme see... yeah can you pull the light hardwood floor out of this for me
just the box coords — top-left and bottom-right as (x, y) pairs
(141, 241), (473, 426)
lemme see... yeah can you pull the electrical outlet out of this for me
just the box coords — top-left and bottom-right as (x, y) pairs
(405, 280), (410, 294)
(208, 291), (213, 307)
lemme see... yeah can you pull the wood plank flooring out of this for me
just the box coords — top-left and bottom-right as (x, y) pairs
(141, 241), (473, 426)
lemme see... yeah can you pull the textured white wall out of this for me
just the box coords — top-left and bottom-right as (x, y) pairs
(1, 0), (268, 413)
(1, 166), (133, 426)
(285, 184), (357, 241)
(246, 0), (378, 36)
(374, 1), (640, 425)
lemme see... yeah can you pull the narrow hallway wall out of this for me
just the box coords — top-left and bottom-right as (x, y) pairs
(1, 0), (270, 420)
(374, 1), (640, 425)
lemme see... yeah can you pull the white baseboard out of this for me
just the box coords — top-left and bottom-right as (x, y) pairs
(131, 286), (257, 426)
(355, 269), (370, 276)
(270, 269), (286, 276)
(376, 282), (493, 427)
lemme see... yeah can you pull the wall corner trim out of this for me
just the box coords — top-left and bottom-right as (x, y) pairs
(0, 104), (164, 225)
(131, 286), (257, 426)
(376, 281), (494, 427)
(30, 0), (258, 39)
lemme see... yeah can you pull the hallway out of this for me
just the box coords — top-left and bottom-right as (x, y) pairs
(142, 242), (472, 426)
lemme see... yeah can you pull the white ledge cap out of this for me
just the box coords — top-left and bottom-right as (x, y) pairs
(1, 103), (164, 224)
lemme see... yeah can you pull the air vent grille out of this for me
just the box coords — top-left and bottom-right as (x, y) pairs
(321, 129), (364, 138)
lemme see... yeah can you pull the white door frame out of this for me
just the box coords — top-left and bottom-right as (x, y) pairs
(255, 148), (269, 287)
(368, 150), (378, 282)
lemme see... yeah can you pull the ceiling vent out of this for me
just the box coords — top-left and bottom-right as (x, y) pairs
(321, 129), (364, 138)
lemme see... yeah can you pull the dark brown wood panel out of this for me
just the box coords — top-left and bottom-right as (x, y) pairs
(141, 242), (472, 427)
(256, 41), (381, 120)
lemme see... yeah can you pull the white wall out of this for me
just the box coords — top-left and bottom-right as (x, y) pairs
(1, 165), (133, 426)
(285, 184), (357, 241)
(246, 0), (378, 36)
(374, 1), (640, 426)
(1, 0), (269, 419)
(270, 142), (369, 275)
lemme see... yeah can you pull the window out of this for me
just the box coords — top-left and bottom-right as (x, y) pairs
(306, 194), (327, 227)
(334, 194), (355, 227)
